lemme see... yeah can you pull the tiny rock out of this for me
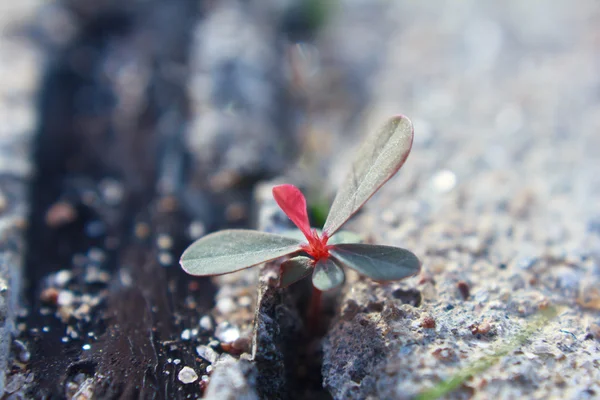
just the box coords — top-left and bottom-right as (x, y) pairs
(45, 201), (77, 227)
(178, 366), (199, 384)
(57, 290), (75, 307)
(421, 315), (436, 329)
(216, 297), (237, 315)
(40, 287), (59, 304)
(431, 169), (457, 193)
(196, 345), (219, 364)
(471, 321), (492, 335)
(457, 281), (470, 300)
(199, 315), (214, 331)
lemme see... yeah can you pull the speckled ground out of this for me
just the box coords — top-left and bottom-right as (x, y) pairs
(322, 1), (600, 399)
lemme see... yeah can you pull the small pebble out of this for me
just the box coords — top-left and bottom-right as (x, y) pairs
(188, 221), (206, 239)
(54, 270), (72, 287)
(196, 345), (219, 363)
(57, 290), (75, 307)
(477, 321), (492, 334)
(100, 179), (124, 205)
(457, 281), (470, 300)
(157, 234), (173, 250)
(471, 321), (492, 335)
(215, 322), (240, 343)
(45, 201), (77, 227)
(232, 336), (251, 353)
(13, 340), (30, 362)
(431, 170), (457, 193)
(178, 366), (199, 384)
(237, 296), (252, 307)
(181, 329), (191, 341)
(216, 297), (237, 314)
(158, 252), (173, 267)
(199, 315), (213, 331)
(40, 288), (59, 304)
(421, 315), (436, 329)
(5, 373), (26, 394)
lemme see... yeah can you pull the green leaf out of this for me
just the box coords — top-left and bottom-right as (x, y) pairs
(280, 256), (314, 287)
(330, 243), (420, 281)
(312, 258), (345, 291)
(323, 115), (414, 235)
(180, 230), (302, 276)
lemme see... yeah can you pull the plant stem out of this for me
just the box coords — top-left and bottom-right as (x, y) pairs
(307, 286), (322, 333)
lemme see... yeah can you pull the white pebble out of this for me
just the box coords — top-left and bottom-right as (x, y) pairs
(431, 170), (457, 193)
(57, 291), (75, 307)
(180, 329), (191, 341)
(188, 221), (206, 239)
(54, 270), (72, 287)
(178, 366), (198, 384)
(199, 315), (213, 331)
(215, 323), (240, 343)
(196, 345), (218, 364)
(237, 296), (252, 307)
(216, 297), (236, 314)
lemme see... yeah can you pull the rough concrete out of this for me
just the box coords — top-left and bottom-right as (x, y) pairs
(0, 0), (41, 395)
(321, 1), (600, 399)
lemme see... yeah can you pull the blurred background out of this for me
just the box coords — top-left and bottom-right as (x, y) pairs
(1, 0), (599, 398)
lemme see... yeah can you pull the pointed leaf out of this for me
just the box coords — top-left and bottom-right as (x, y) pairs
(323, 115), (414, 235)
(330, 243), (420, 282)
(272, 184), (312, 239)
(180, 230), (302, 276)
(312, 258), (345, 291)
(280, 256), (314, 287)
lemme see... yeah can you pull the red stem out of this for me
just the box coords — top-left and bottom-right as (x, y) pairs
(307, 286), (322, 333)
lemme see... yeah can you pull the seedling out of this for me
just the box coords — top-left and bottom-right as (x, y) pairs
(180, 115), (420, 319)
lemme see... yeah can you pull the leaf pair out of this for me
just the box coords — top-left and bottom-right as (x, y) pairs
(180, 115), (421, 290)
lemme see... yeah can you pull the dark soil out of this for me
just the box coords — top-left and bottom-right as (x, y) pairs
(17, 1), (331, 399)
(23, 2), (242, 398)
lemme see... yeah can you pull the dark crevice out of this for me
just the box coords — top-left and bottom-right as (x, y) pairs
(23, 2), (221, 398)
(19, 1), (335, 399)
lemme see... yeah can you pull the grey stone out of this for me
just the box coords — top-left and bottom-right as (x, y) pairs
(204, 359), (259, 400)
(321, 1), (600, 399)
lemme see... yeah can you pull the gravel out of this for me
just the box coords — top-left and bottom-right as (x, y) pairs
(322, 1), (600, 399)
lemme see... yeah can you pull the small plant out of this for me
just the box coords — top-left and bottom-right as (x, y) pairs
(180, 115), (420, 297)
